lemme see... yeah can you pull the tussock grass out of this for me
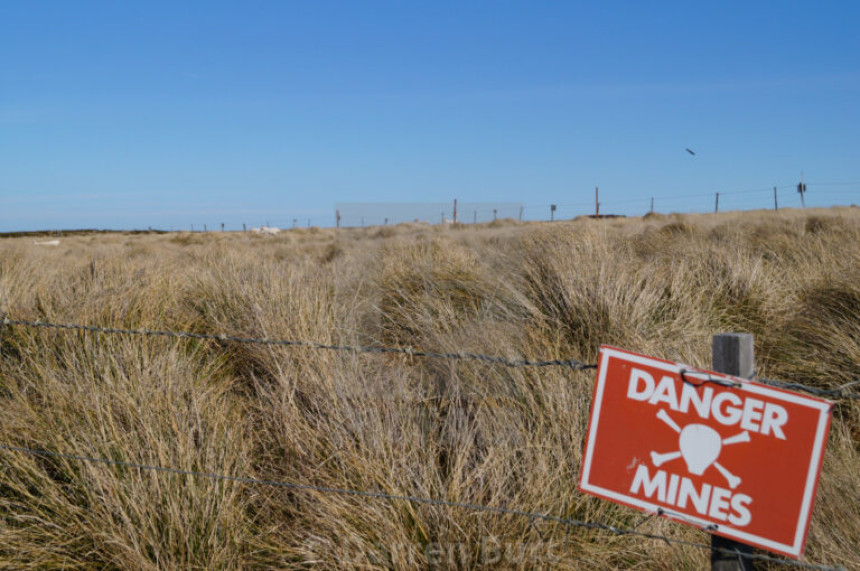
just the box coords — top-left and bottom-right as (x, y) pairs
(0, 208), (859, 569)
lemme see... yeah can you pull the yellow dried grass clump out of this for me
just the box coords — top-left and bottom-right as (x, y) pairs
(0, 208), (858, 569)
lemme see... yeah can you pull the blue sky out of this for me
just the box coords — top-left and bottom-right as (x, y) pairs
(2, 1), (859, 230)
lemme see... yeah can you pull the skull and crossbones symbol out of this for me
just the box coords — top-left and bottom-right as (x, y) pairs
(649, 409), (750, 489)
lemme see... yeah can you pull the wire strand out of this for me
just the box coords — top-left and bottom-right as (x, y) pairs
(1, 318), (596, 370)
(6, 318), (860, 403)
(757, 377), (860, 402)
(0, 317), (855, 567)
(0, 443), (843, 571)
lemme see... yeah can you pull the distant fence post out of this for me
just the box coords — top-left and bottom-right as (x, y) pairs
(711, 333), (755, 571)
(797, 174), (807, 209)
(715, 192), (720, 214)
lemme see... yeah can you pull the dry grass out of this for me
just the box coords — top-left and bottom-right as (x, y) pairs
(1, 207), (859, 569)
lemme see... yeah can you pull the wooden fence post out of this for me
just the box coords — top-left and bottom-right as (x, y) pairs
(798, 173), (806, 209)
(711, 333), (755, 571)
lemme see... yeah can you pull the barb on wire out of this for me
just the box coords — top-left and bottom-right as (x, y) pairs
(1, 318), (597, 371)
(0, 443), (843, 570)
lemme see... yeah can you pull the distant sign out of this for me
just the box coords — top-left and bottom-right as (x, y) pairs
(579, 346), (833, 559)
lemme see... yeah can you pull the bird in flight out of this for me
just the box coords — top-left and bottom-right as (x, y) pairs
(686, 148), (696, 156)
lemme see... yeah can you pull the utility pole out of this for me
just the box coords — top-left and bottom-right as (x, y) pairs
(550, 204), (556, 222)
(715, 192), (720, 213)
(493, 209), (497, 222)
(518, 205), (523, 222)
(650, 197), (654, 214)
(336, 210), (341, 229)
(797, 173), (807, 208)
(595, 187), (600, 218)
(773, 186), (778, 211)
(453, 199), (458, 224)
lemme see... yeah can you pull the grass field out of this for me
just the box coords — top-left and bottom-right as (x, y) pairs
(1, 208), (858, 569)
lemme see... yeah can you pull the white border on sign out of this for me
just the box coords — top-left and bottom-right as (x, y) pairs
(579, 347), (831, 558)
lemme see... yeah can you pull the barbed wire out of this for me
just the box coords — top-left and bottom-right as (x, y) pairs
(1, 318), (857, 566)
(679, 370), (860, 401)
(756, 377), (860, 402)
(6, 317), (860, 402)
(0, 442), (843, 570)
(0, 318), (596, 371)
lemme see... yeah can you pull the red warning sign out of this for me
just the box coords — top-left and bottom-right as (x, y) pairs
(579, 346), (833, 559)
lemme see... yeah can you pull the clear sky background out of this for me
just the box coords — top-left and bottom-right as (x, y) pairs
(2, 1), (859, 231)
